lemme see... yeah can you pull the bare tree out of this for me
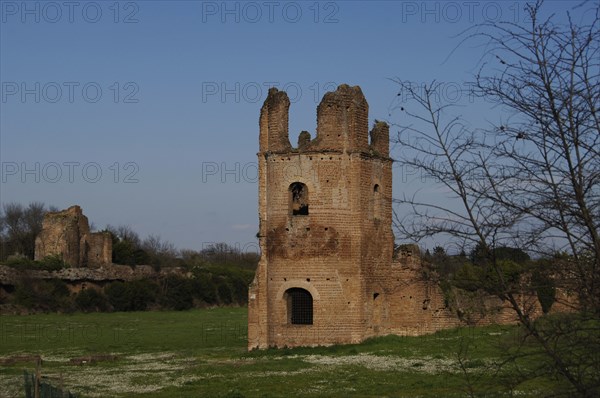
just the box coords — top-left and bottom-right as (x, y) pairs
(471, 0), (600, 312)
(142, 234), (178, 268)
(112, 224), (142, 246)
(0, 202), (54, 260)
(391, 1), (599, 395)
(142, 234), (177, 257)
(1, 203), (26, 257)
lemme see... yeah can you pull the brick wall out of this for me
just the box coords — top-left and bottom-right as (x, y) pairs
(249, 85), (395, 349)
(248, 84), (555, 350)
(34, 206), (112, 268)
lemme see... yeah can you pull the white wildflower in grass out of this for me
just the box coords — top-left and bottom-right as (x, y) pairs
(0, 374), (22, 398)
(4, 351), (201, 397)
(128, 352), (176, 362)
(300, 353), (458, 373)
(1, 349), (493, 396)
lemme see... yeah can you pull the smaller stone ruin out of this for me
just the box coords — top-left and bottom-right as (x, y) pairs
(34, 205), (112, 268)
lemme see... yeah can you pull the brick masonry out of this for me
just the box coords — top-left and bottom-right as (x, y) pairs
(34, 205), (112, 268)
(248, 84), (543, 350)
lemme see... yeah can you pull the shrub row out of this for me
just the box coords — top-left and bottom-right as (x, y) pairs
(5, 254), (69, 271)
(7, 269), (253, 313)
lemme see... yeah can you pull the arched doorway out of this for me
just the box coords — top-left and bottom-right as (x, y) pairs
(285, 288), (313, 325)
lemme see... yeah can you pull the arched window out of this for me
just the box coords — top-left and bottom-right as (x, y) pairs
(289, 182), (309, 216)
(373, 184), (381, 220)
(286, 288), (313, 325)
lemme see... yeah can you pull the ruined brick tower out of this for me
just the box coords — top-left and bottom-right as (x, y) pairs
(35, 205), (112, 268)
(248, 84), (394, 349)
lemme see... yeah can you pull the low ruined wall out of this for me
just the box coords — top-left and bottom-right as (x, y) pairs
(0, 264), (155, 284)
(363, 254), (549, 339)
(0, 264), (190, 289)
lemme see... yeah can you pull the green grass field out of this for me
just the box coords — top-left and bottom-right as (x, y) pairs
(0, 308), (556, 397)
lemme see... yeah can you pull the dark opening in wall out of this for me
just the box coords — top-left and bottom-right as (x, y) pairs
(290, 182), (309, 216)
(373, 184), (381, 220)
(286, 288), (313, 325)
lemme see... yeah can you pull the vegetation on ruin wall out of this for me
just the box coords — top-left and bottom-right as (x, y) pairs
(0, 308), (593, 397)
(4, 254), (69, 271)
(420, 245), (557, 321)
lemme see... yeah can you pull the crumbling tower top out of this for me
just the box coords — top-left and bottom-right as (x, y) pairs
(259, 84), (388, 157)
(259, 87), (292, 153)
(315, 84), (369, 152)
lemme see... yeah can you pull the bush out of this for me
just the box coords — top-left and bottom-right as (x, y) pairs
(105, 280), (157, 311)
(216, 280), (233, 304)
(480, 260), (525, 295)
(5, 254), (67, 271)
(37, 254), (67, 271)
(104, 282), (128, 311)
(451, 260), (526, 296)
(229, 276), (249, 304)
(452, 263), (482, 292)
(5, 255), (36, 268)
(75, 288), (109, 312)
(159, 275), (194, 310)
(532, 268), (556, 314)
(112, 239), (150, 266)
(199, 265), (254, 305)
(13, 278), (70, 311)
(191, 269), (218, 304)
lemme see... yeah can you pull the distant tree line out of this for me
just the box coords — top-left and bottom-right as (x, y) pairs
(0, 201), (259, 269)
(104, 225), (259, 270)
(0, 201), (260, 313)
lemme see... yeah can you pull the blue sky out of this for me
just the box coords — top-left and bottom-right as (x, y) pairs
(0, 0), (581, 251)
